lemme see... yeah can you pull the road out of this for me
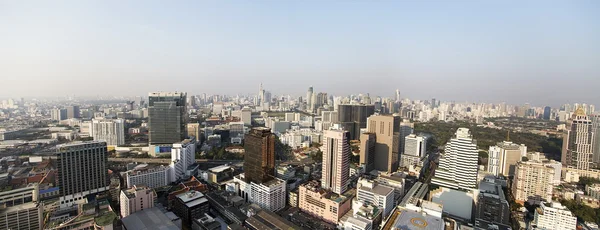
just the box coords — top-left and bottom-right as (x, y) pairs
(108, 157), (243, 164)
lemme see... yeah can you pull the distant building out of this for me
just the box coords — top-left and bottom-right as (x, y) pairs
(475, 176), (510, 229)
(66, 105), (80, 119)
(187, 123), (200, 142)
(562, 106), (595, 170)
(297, 180), (353, 224)
(91, 118), (125, 146)
(120, 185), (156, 218)
(57, 142), (108, 208)
(512, 161), (554, 204)
(148, 92), (188, 145)
(321, 129), (351, 194)
(487, 141), (526, 177)
(51, 108), (68, 121)
(432, 128), (478, 190)
(543, 106), (551, 120)
(533, 202), (577, 230)
(173, 191), (209, 228)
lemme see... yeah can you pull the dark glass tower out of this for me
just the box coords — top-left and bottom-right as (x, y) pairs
(148, 92), (188, 145)
(244, 127), (275, 184)
(337, 104), (375, 140)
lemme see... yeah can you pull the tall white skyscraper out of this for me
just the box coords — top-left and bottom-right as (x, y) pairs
(395, 89), (400, 102)
(306, 86), (314, 111)
(562, 107), (595, 170)
(432, 128), (478, 190)
(91, 119), (125, 146)
(321, 128), (350, 194)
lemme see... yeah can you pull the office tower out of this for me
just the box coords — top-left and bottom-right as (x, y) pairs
(533, 202), (577, 230)
(359, 133), (376, 172)
(543, 106), (551, 120)
(395, 89), (400, 102)
(512, 161), (554, 203)
(593, 114), (600, 163)
(356, 178), (395, 218)
(56, 142), (108, 208)
(321, 129), (351, 194)
(51, 108), (67, 121)
(66, 105), (80, 118)
(338, 104), (375, 140)
(170, 139), (196, 181)
(487, 141), (526, 177)
(401, 134), (426, 167)
(475, 176), (510, 229)
(365, 115), (400, 173)
(148, 92), (188, 145)
(432, 128), (478, 190)
(91, 118), (125, 146)
(120, 185), (155, 218)
(306, 86), (314, 111)
(0, 184), (44, 230)
(562, 107), (595, 170)
(244, 127), (276, 184)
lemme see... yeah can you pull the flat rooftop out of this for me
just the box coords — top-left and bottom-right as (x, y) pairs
(121, 207), (179, 230)
(383, 208), (444, 230)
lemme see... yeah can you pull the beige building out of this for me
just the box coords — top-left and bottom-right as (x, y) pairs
(186, 123), (200, 142)
(120, 185), (156, 218)
(488, 141), (526, 177)
(322, 129), (350, 194)
(512, 161), (554, 204)
(298, 180), (353, 224)
(359, 132), (376, 172)
(365, 115), (400, 173)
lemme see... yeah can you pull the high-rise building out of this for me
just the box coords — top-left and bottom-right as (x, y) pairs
(475, 176), (510, 229)
(148, 92), (188, 145)
(543, 106), (551, 120)
(395, 89), (400, 102)
(170, 139), (196, 181)
(591, 114), (600, 164)
(512, 160), (555, 204)
(51, 108), (67, 121)
(365, 115), (400, 173)
(401, 134), (427, 168)
(487, 141), (526, 177)
(338, 104), (375, 140)
(56, 142), (109, 208)
(120, 185), (156, 218)
(244, 127), (276, 184)
(533, 202), (577, 230)
(356, 178), (395, 218)
(66, 105), (80, 119)
(306, 86), (314, 112)
(562, 107), (595, 170)
(432, 128), (478, 190)
(399, 120), (414, 155)
(91, 118), (125, 146)
(186, 123), (200, 142)
(321, 129), (350, 194)
(125, 164), (172, 189)
(359, 132), (376, 172)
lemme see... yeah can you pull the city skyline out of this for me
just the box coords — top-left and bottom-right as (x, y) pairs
(1, 1), (599, 106)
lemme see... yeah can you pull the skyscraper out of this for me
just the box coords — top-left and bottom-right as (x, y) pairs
(395, 89), (400, 102)
(562, 107), (595, 170)
(338, 104), (375, 140)
(543, 106), (551, 120)
(321, 129), (350, 194)
(359, 132), (376, 172)
(148, 92), (188, 145)
(365, 115), (400, 173)
(306, 86), (313, 112)
(592, 114), (600, 163)
(51, 108), (67, 121)
(244, 127), (276, 184)
(91, 118), (125, 146)
(56, 142), (108, 208)
(432, 128), (478, 190)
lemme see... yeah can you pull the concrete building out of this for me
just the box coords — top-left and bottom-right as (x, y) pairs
(562, 106), (595, 170)
(56, 142), (109, 208)
(381, 207), (444, 230)
(244, 128), (275, 184)
(475, 176), (510, 229)
(512, 160), (554, 204)
(341, 199), (382, 230)
(356, 178), (394, 217)
(171, 139), (196, 181)
(186, 123), (200, 142)
(66, 105), (80, 119)
(125, 164), (171, 189)
(148, 92), (188, 145)
(359, 132), (376, 172)
(403, 134), (427, 158)
(173, 191), (209, 228)
(432, 128), (478, 190)
(399, 120), (414, 155)
(91, 118), (125, 146)
(533, 202), (577, 230)
(51, 108), (67, 121)
(297, 180), (353, 224)
(230, 174), (286, 212)
(365, 115), (400, 173)
(337, 104), (375, 140)
(488, 141), (526, 177)
(321, 129), (351, 194)
(120, 185), (156, 218)
(0, 184), (43, 230)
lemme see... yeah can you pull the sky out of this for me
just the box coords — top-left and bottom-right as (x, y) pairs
(1, 1), (599, 107)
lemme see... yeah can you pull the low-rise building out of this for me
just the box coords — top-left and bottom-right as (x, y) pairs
(297, 180), (354, 224)
(124, 164), (171, 189)
(533, 202), (577, 230)
(120, 185), (156, 218)
(356, 178), (394, 218)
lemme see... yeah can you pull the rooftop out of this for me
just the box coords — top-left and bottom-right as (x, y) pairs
(121, 207), (179, 230)
(209, 164), (232, 173)
(382, 208), (444, 230)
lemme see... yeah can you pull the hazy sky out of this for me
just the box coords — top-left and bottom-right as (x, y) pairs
(1, 1), (599, 106)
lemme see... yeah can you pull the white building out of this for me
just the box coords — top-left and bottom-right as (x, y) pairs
(432, 128), (479, 190)
(533, 202), (577, 230)
(356, 178), (394, 218)
(91, 118), (125, 146)
(120, 185), (156, 218)
(125, 164), (172, 189)
(229, 174), (286, 212)
(170, 139), (196, 181)
(512, 160), (554, 204)
(487, 141), (526, 177)
(404, 134), (427, 157)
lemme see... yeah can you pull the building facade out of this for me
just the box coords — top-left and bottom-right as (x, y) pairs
(533, 202), (577, 230)
(359, 132), (376, 172)
(148, 92), (188, 145)
(475, 176), (510, 229)
(432, 128), (478, 190)
(356, 178), (394, 218)
(337, 104), (375, 140)
(365, 115), (400, 173)
(321, 129), (350, 194)
(244, 127), (276, 184)
(91, 118), (125, 146)
(512, 161), (554, 204)
(297, 181), (353, 224)
(171, 139), (196, 181)
(125, 164), (171, 189)
(120, 185), (156, 218)
(562, 107), (595, 170)
(487, 141), (526, 177)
